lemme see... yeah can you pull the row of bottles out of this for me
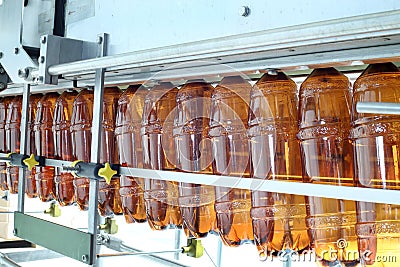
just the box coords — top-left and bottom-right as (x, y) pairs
(0, 63), (398, 266)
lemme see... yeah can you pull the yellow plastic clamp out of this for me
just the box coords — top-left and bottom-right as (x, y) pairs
(44, 202), (61, 217)
(23, 154), (39, 171)
(99, 217), (118, 234)
(182, 238), (204, 258)
(98, 163), (117, 185)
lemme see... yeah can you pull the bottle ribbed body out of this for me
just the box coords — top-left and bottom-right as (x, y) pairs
(351, 63), (400, 267)
(71, 87), (122, 215)
(98, 87), (123, 216)
(172, 80), (215, 236)
(0, 97), (12, 191)
(5, 96), (23, 194)
(25, 94), (43, 198)
(34, 93), (59, 202)
(53, 90), (78, 206)
(142, 82), (182, 230)
(298, 68), (357, 264)
(249, 72), (309, 256)
(116, 85), (147, 223)
(71, 89), (93, 210)
(209, 76), (253, 246)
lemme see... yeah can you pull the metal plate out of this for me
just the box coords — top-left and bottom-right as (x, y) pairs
(65, 0), (400, 55)
(13, 212), (95, 264)
(0, 0), (38, 83)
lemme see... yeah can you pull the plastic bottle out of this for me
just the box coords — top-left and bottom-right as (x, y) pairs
(25, 94), (43, 198)
(71, 89), (93, 211)
(34, 92), (59, 202)
(209, 76), (253, 246)
(172, 80), (215, 237)
(248, 72), (309, 256)
(5, 96), (23, 194)
(298, 68), (357, 265)
(116, 85), (147, 223)
(71, 87), (122, 215)
(0, 97), (12, 191)
(98, 86), (122, 216)
(351, 63), (400, 267)
(53, 90), (79, 206)
(142, 82), (182, 230)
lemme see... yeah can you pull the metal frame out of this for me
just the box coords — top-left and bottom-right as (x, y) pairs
(1, 3), (400, 267)
(11, 34), (108, 267)
(3, 152), (399, 205)
(0, 0), (38, 83)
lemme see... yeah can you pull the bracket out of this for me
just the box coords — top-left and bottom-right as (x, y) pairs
(38, 35), (97, 85)
(0, 64), (9, 90)
(0, 0), (37, 83)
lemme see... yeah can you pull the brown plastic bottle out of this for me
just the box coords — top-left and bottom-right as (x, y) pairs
(142, 82), (182, 230)
(25, 94), (43, 198)
(116, 85), (147, 223)
(71, 87), (123, 215)
(249, 72), (309, 256)
(71, 89), (93, 210)
(34, 92), (59, 202)
(0, 97), (12, 191)
(5, 96), (23, 194)
(298, 68), (357, 265)
(209, 76), (253, 246)
(172, 80), (215, 237)
(98, 86), (122, 217)
(351, 63), (400, 267)
(53, 90), (79, 206)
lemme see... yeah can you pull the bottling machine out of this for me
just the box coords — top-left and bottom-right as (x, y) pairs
(1, 1), (400, 266)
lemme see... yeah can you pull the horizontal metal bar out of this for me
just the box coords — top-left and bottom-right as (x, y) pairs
(4, 250), (64, 263)
(45, 158), (74, 168)
(118, 167), (400, 205)
(97, 250), (182, 258)
(13, 212), (95, 265)
(0, 253), (22, 267)
(356, 102), (400, 115)
(47, 10), (400, 77)
(1, 153), (399, 204)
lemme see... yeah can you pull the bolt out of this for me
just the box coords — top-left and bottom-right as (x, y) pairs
(81, 255), (88, 262)
(0, 83), (5, 90)
(267, 69), (278, 75)
(97, 36), (103, 44)
(18, 68), (28, 79)
(240, 6), (250, 17)
(14, 48), (19, 54)
(0, 67), (4, 74)
(40, 56), (45, 64)
(13, 228), (17, 235)
(41, 36), (47, 44)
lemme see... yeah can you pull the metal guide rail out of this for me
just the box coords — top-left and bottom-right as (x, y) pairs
(1, 152), (400, 205)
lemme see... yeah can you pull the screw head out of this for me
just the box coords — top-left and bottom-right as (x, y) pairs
(18, 69), (26, 78)
(81, 255), (88, 262)
(14, 48), (19, 54)
(40, 56), (45, 64)
(0, 67), (4, 74)
(240, 6), (250, 17)
(12, 228), (17, 235)
(41, 36), (47, 44)
(0, 52), (3, 59)
(97, 36), (103, 44)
